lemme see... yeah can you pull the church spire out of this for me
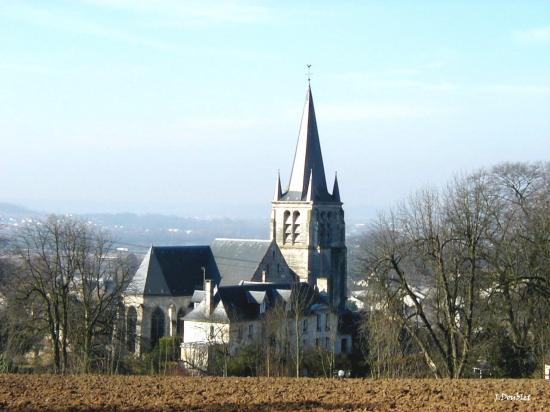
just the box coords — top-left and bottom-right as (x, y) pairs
(286, 85), (330, 201)
(332, 172), (341, 202)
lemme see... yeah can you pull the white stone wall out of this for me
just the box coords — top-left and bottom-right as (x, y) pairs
(183, 321), (230, 345)
(181, 320), (232, 369)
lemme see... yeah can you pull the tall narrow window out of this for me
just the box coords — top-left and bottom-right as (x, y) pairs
(150, 307), (165, 349)
(292, 211), (301, 243)
(126, 306), (137, 353)
(283, 211), (292, 244)
(341, 338), (348, 353)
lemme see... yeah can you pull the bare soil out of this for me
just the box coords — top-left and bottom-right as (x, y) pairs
(0, 374), (548, 411)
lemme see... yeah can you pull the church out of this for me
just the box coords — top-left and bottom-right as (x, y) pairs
(123, 84), (351, 365)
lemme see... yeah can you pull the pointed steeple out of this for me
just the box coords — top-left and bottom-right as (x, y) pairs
(332, 172), (340, 202)
(273, 170), (282, 201)
(286, 85), (330, 201)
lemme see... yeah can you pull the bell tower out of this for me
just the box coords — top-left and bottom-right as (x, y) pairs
(270, 85), (347, 310)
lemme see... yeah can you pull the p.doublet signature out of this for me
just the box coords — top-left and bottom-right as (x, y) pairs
(495, 393), (531, 401)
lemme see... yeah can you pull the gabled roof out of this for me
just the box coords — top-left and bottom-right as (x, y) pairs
(280, 85), (335, 202)
(184, 282), (329, 323)
(183, 300), (230, 323)
(247, 290), (266, 305)
(211, 238), (273, 286)
(128, 246), (220, 296)
(276, 289), (292, 303)
(191, 290), (205, 303)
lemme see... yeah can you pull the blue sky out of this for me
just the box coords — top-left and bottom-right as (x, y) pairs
(1, 0), (549, 219)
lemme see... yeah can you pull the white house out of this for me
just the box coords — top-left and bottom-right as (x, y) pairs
(181, 279), (352, 372)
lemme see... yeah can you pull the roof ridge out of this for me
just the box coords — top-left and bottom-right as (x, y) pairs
(152, 245), (210, 249)
(213, 238), (271, 242)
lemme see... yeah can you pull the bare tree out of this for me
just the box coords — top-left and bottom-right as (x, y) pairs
(261, 299), (291, 377)
(70, 231), (133, 373)
(12, 216), (83, 372)
(10, 215), (134, 373)
(484, 162), (550, 376)
(288, 282), (314, 377)
(314, 313), (338, 378)
(363, 171), (495, 378)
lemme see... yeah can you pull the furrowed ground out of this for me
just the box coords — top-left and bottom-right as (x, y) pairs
(0, 374), (548, 411)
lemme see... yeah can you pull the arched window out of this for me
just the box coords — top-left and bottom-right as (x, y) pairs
(126, 306), (137, 353)
(283, 211), (291, 244)
(292, 211), (301, 243)
(176, 307), (186, 339)
(150, 307), (165, 348)
(114, 303), (125, 344)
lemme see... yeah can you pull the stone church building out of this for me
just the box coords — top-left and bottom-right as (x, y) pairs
(123, 85), (349, 357)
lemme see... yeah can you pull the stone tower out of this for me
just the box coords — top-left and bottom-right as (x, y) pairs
(270, 85), (347, 310)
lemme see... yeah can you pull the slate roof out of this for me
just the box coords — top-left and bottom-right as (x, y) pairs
(191, 290), (205, 303)
(211, 239), (272, 286)
(279, 85), (338, 203)
(129, 246), (220, 296)
(184, 282), (328, 323)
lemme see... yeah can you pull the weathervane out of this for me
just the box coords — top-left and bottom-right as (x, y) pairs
(306, 64), (312, 84)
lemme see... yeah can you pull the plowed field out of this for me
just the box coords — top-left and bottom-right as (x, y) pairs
(0, 374), (548, 411)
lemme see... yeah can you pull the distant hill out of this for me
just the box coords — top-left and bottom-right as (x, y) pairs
(0, 203), (268, 252)
(0, 202), (39, 216)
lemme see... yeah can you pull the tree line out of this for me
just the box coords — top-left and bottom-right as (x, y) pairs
(1, 161), (548, 378)
(0, 217), (135, 373)
(359, 161), (550, 378)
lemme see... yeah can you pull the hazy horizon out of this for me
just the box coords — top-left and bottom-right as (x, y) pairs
(1, 1), (549, 219)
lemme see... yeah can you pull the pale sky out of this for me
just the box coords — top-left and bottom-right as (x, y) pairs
(1, 1), (549, 219)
